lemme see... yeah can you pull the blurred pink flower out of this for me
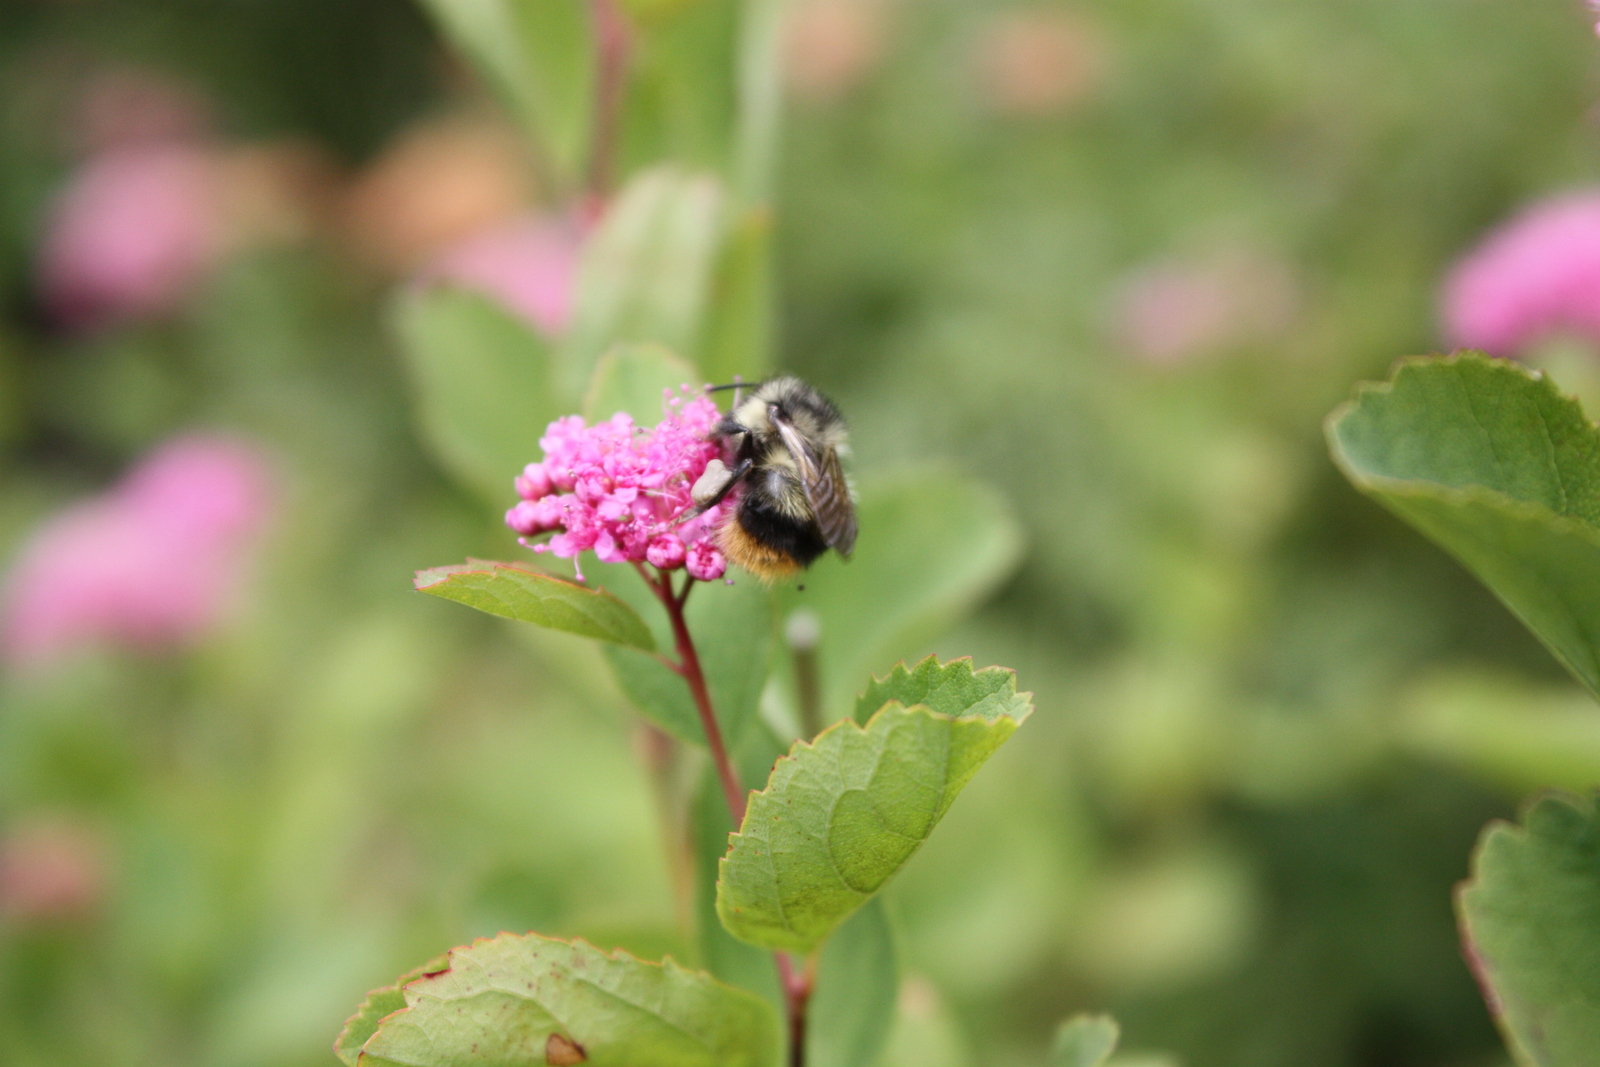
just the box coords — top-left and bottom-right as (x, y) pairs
(1109, 248), (1298, 365)
(507, 392), (729, 582)
(978, 9), (1108, 116)
(38, 145), (224, 329)
(0, 814), (108, 923)
(1440, 191), (1600, 355)
(784, 0), (891, 102)
(1, 436), (273, 672)
(420, 214), (584, 337)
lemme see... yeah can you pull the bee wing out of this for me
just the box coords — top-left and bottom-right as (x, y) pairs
(772, 416), (858, 558)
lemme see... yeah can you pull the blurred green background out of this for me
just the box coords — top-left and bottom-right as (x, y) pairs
(3, 1), (1599, 1065)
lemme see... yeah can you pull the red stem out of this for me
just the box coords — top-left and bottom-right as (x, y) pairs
(648, 568), (747, 824)
(637, 563), (811, 1067)
(585, 0), (631, 216)
(774, 952), (813, 1067)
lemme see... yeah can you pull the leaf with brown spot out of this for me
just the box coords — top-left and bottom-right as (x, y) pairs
(345, 932), (778, 1067)
(547, 1033), (588, 1065)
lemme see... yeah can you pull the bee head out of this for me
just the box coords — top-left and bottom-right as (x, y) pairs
(735, 376), (848, 449)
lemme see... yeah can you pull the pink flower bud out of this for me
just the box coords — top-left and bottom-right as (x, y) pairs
(647, 535), (688, 570)
(515, 462), (553, 500)
(686, 541), (727, 582)
(506, 500), (549, 536)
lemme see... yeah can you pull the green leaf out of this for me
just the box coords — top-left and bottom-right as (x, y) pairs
(416, 0), (593, 190)
(350, 933), (780, 1067)
(604, 574), (776, 746)
(716, 658), (1032, 953)
(1050, 1015), (1120, 1067)
(852, 656), (1035, 723)
(561, 167), (726, 394)
(416, 561), (655, 650)
(335, 956), (450, 1067)
(776, 470), (1025, 725)
(730, 0), (786, 209)
(392, 286), (558, 505)
(807, 900), (897, 1067)
(1328, 354), (1600, 698)
(1458, 793), (1600, 1067)
(584, 343), (701, 427)
(620, 0), (740, 173)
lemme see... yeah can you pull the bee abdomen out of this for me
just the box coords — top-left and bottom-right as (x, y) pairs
(718, 497), (829, 582)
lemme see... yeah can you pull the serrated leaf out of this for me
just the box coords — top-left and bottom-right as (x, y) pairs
(776, 470), (1024, 724)
(1328, 354), (1600, 698)
(416, 561), (655, 650)
(583, 343), (701, 427)
(852, 656), (1034, 724)
(352, 933), (779, 1067)
(392, 286), (559, 505)
(716, 658), (1032, 953)
(1050, 1015), (1119, 1067)
(335, 956), (450, 1067)
(417, 0), (593, 190)
(1458, 793), (1600, 1067)
(807, 899), (897, 1067)
(604, 574), (775, 746)
(561, 167), (725, 394)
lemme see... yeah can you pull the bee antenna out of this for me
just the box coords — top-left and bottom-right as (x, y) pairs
(706, 374), (747, 405)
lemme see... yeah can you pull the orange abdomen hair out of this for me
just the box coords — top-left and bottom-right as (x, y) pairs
(717, 520), (803, 584)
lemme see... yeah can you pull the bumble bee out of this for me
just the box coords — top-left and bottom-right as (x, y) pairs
(689, 376), (857, 582)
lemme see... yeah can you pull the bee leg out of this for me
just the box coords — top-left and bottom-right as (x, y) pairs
(673, 458), (752, 527)
(695, 458), (751, 510)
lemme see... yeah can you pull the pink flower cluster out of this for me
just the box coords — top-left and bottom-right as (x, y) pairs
(1440, 191), (1600, 356)
(506, 392), (730, 582)
(0, 436), (272, 672)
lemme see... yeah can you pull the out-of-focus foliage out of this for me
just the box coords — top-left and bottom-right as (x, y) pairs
(1459, 793), (1600, 1067)
(1331, 355), (1600, 698)
(2, 1), (1598, 1067)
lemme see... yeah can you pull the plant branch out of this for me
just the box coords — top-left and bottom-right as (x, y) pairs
(640, 564), (814, 1067)
(774, 951), (814, 1067)
(647, 568), (746, 824)
(585, 0), (631, 215)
